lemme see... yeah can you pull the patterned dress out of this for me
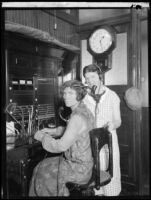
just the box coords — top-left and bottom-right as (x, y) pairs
(83, 85), (121, 196)
(29, 103), (95, 196)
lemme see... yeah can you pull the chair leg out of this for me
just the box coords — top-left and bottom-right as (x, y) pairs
(82, 188), (95, 196)
(66, 182), (95, 196)
(66, 183), (82, 197)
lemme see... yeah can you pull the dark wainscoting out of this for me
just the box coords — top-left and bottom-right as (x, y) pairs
(141, 107), (149, 195)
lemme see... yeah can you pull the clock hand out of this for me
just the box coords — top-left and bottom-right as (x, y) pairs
(100, 36), (104, 45)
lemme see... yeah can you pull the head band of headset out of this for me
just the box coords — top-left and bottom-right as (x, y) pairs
(94, 63), (102, 74)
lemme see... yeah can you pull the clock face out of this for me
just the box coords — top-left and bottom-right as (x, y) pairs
(89, 28), (113, 54)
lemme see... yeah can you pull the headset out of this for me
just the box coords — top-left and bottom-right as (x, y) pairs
(93, 63), (103, 79)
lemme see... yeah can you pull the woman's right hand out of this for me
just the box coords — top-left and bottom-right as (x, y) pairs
(34, 128), (57, 141)
(40, 128), (57, 137)
(34, 130), (46, 141)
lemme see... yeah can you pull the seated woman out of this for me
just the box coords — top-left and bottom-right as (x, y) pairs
(29, 80), (95, 196)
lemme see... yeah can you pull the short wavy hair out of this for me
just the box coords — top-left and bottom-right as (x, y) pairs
(83, 64), (102, 80)
(61, 80), (87, 101)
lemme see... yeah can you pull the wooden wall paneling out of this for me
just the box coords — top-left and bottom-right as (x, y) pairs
(131, 8), (142, 195)
(36, 10), (50, 33)
(110, 24), (133, 184)
(141, 107), (149, 193)
(110, 85), (136, 186)
(5, 10), (37, 28)
(78, 14), (131, 40)
(43, 9), (79, 25)
(78, 11), (147, 40)
(5, 9), (80, 47)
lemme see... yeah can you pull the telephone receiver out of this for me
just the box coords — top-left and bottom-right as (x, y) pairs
(91, 85), (97, 96)
(89, 85), (106, 103)
(59, 106), (71, 123)
(88, 85), (97, 98)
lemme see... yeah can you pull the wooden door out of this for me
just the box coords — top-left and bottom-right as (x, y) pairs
(104, 10), (142, 195)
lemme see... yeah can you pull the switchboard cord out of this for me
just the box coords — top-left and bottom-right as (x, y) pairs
(32, 144), (49, 196)
(56, 155), (61, 196)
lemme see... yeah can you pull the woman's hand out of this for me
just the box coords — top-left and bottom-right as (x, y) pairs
(105, 120), (121, 132)
(35, 127), (57, 139)
(42, 126), (65, 137)
(40, 128), (57, 136)
(34, 128), (57, 141)
(34, 130), (46, 141)
(34, 126), (65, 142)
(107, 122), (115, 132)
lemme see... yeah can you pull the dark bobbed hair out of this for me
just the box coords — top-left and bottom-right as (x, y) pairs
(61, 80), (87, 101)
(83, 64), (102, 80)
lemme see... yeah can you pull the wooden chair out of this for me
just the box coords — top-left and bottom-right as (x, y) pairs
(66, 127), (113, 196)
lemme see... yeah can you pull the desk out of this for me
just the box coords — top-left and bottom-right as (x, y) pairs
(6, 141), (60, 198)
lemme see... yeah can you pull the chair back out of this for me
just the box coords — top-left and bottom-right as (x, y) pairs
(89, 127), (113, 190)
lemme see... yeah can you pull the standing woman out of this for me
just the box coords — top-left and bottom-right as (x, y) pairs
(83, 64), (122, 196)
(29, 80), (95, 196)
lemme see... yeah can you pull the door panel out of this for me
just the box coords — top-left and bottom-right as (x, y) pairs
(106, 22), (139, 194)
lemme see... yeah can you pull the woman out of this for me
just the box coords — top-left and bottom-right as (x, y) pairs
(29, 80), (95, 196)
(83, 64), (122, 196)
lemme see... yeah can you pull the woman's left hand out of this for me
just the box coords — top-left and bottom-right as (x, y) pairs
(106, 119), (121, 132)
(106, 122), (115, 132)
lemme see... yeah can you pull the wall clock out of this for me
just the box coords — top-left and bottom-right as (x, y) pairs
(87, 25), (116, 57)
(87, 25), (116, 73)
